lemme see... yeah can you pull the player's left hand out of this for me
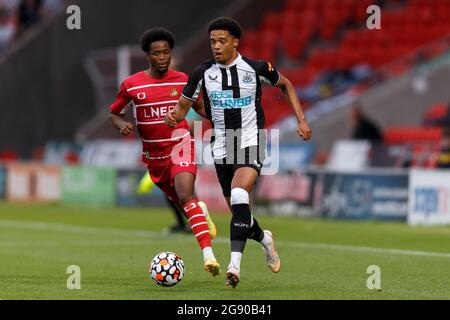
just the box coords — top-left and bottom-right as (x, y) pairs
(165, 110), (178, 128)
(298, 119), (312, 140)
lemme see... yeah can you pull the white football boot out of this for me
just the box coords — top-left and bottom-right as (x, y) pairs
(262, 230), (281, 273)
(225, 265), (240, 289)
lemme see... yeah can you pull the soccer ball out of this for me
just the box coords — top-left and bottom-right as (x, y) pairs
(149, 252), (184, 287)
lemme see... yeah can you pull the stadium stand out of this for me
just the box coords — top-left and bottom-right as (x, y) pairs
(0, 1), (18, 53)
(0, 0), (234, 158)
(0, 0), (64, 55)
(1, 0), (450, 169)
(238, 0), (450, 128)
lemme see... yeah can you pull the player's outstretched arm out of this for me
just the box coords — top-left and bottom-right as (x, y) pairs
(275, 74), (312, 140)
(165, 96), (194, 127)
(109, 112), (134, 136)
(192, 99), (207, 119)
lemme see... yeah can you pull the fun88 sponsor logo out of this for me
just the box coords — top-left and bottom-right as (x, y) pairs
(211, 90), (252, 109)
(414, 187), (450, 216)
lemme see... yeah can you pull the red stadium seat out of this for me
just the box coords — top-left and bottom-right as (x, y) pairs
(236, 0), (450, 136)
(260, 12), (282, 32)
(285, 0), (320, 13)
(281, 27), (312, 60)
(240, 47), (257, 59)
(383, 127), (442, 145)
(0, 150), (18, 161)
(240, 30), (260, 54)
(258, 47), (276, 64)
(423, 102), (449, 124)
(282, 67), (317, 87)
(353, 0), (375, 22)
(284, 0), (303, 12)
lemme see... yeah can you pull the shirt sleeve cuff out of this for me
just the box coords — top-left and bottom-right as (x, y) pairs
(181, 93), (197, 102)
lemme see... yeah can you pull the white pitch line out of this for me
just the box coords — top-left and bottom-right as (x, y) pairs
(0, 239), (158, 247)
(0, 220), (163, 238)
(1, 219), (450, 258)
(280, 241), (450, 258)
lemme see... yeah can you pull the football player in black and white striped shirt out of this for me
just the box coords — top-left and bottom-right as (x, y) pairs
(166, 17), (311, 288)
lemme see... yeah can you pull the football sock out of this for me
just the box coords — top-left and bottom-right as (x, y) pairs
(228, 252), (242, 271)
(260, 232), (272, 249)
(230, 188), (252, 253)
(248, 217), (265, 242)
(183, 199), (212, 251)
(202, 247), (215, 262)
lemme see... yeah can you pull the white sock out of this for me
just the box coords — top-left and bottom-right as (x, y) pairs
(228, 252), (242, 271)
(260, 232), (272, 249)
(203, 247), (215, 262)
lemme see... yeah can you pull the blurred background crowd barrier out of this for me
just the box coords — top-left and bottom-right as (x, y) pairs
(0, 141), (449, 227)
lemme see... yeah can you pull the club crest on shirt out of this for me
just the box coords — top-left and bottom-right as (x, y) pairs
(267, 62), (274, 72)
(242, 72), (253, 83)
(170, 88), (179, 97)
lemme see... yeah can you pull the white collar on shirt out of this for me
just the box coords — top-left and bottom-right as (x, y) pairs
(215, 53), (242, 69)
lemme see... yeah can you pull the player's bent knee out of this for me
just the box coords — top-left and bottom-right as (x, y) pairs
(231, 188), (249, 205)
(177, 192), (194, 206)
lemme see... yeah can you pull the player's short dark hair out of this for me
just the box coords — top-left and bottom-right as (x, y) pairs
(208, 17), (242, 39)
(140, 27), (175, 53)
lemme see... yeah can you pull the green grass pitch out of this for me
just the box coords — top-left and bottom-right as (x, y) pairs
(1, 202), (450, 300)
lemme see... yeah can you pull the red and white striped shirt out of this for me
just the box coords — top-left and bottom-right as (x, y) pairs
(110, 70), (191, 163)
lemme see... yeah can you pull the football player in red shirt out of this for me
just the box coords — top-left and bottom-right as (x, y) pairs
(109, 27), (220, 277)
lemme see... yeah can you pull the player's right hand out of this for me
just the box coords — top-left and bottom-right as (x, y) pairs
(298, 119), (312, 140)
(119, 122), (134, 136)
(165, 110), (178, 128)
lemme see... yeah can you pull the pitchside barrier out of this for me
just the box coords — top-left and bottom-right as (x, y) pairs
(116, 169), (166, 207)
(0, 165), (6, 200)
(255, 167), (409, 222)
(195, 166), (229, 212)
(408, 169), (450, 226)
(2, 161), (450, 226)
(4, 162), (61, 203)
(79, 140), (142, 170)
(316, 169), (409, 221)
(61, 165), (116, 206)
(255, 170), (317, 217)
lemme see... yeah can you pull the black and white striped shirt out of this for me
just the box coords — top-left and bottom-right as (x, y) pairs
(182, 53), (280, 159)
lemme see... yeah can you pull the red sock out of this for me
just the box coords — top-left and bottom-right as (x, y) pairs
(183, 199), (211, 250)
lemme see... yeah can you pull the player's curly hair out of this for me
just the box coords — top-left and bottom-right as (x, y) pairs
(208, 17), (242, 39)
(140, 27), (175, 53)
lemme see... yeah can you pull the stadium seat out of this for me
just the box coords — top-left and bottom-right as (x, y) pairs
(423, 102), (449, 125)
(383, 127), (442, 145)
(260, 12), (282, 32)
(281, 27), (312, 60)
(281, 67), (317, 87)
(353, 0), (375, 22)
(0, 150), (18, 161)
(242, 0), (450, 127)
